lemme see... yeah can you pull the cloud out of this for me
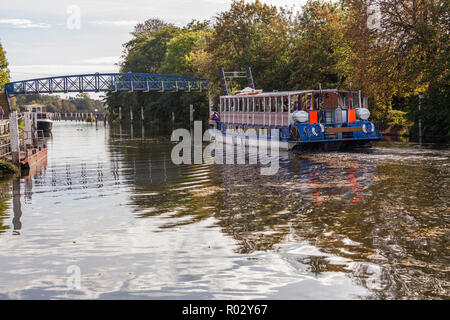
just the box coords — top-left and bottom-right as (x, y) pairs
(9, 64), (120, 81)
(72, 56), (121, 65)
(0, 19), (51, 29)
(92, 20), (139, 27)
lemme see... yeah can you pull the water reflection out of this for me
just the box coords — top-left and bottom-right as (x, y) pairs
(12, 179), (22, 235)
(0, 122), (448, 299)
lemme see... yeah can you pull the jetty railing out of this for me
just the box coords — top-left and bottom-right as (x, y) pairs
(0, 121), (9, 135)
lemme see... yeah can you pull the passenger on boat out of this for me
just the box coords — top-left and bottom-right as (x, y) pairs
(209, 111), (221, 129)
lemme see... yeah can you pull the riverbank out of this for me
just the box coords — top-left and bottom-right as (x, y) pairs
(0, 160), (18, 181)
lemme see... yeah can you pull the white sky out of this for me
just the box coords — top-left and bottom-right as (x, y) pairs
(0, 0), (307, 84)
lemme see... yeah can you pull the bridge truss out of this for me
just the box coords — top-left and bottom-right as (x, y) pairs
(4, 73), (209, 95)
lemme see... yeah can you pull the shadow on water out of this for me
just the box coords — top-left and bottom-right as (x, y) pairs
(0, 122), (448, 299)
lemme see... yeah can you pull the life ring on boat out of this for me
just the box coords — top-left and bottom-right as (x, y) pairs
(311, 124), (324, 136)
(361, 124), (368, 134)
(303, 126), (310, 138)
(290, 125), (302, 141)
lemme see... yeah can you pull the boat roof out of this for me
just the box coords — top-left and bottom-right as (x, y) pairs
(221, 89), (360, 99)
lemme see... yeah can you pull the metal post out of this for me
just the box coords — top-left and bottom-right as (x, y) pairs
(141, 106), (144, 123)
(288, 95), (291, 123)
(232, 98), (235, 124)
(9, 111), (20, 166)
(418, 94), (423, 144)
(130, 108), (133, 123)
(263, 98), (266, 126)
(119, 107), (122, 123)
(359, 90), (362, 108)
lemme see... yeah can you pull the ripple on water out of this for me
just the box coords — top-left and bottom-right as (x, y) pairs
(0, 122), (448, 299)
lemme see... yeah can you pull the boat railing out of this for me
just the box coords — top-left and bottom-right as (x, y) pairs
(221, 111), (290, 127)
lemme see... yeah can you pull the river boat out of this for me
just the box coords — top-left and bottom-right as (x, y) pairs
(218, 89), (382, 150)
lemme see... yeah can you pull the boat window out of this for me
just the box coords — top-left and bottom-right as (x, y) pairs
(302, 94), (314, 110)
(338, 93), (348, 108)
(290, 95), (296, 112)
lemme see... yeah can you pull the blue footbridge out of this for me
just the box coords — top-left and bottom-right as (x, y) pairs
(2, 72), (209, 111)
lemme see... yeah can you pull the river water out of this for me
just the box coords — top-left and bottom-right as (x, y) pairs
(0, 122), (448, 299)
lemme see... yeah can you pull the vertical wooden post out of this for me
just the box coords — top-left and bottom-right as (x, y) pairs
(418, 94), (423, 143)
(24, 112), (32, 146)
(9, 111), (20, 166)
(190, 104), (194, 133)
(171, 112), (175, 130)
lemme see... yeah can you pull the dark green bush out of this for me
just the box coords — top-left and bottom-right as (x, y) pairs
(0, 160), (18, 178)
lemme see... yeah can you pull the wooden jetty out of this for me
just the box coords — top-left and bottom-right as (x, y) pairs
(4, 147), (47, 170)
(0, 111), (48, 172)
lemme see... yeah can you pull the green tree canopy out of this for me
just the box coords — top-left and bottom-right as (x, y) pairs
(0, 41), (10, 92)
(104, 0), (449, 138)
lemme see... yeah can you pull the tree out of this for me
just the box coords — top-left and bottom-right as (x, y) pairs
(0, 41), (10, 92)
(342, 0), (450, 136)
(121, 25), (180, 73)
(106, 19), (210, 129)
(289, 0), (346, 89)
(103, 1), (448, 137)
(130, 18), (173, 38)
(206, 0), (294, 93)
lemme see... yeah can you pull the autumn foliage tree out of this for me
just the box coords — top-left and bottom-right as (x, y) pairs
(0, 40), (10, 92)
(105, 0), (449, 138)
